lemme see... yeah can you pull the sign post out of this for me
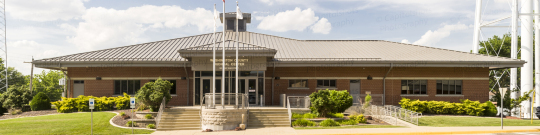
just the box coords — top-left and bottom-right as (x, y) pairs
(499, 87), (506, 130)
(89, 98), (94, 135)
(130, 97), (135, 134)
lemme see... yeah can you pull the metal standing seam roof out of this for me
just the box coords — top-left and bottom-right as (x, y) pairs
(34, 31), (524, 64)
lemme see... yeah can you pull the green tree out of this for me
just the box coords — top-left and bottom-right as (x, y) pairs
(32, 70), (63, 101)
(0, 58), (30, 93)
(0, 85), (34, 109)
(135, 78), (172, 112)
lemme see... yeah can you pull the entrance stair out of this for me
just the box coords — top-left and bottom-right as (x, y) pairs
(157, 108), (201, 131)
(248, 109), (290, 128)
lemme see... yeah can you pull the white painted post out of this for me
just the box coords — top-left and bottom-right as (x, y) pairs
(534, 0), (540, 108)
(472, 0), (482, 53)
(130, 98), (135, 134)
(510, 0), (519, 116)
(522, 0), (534, 119)
(89, 98), (94, 135)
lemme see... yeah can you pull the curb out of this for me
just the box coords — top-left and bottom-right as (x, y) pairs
(108, 111), (156, 131)
(297, 129), (540, 135)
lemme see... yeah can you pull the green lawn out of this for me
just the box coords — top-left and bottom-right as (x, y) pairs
(0, 112), (154, 135)
(294, 125), (402, 129)
(419, 116), (540, 127)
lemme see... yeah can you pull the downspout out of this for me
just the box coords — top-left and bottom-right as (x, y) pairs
(383, 63), (393, 106)
(272, 62), (276, 105)
(184, 63), (190, 106)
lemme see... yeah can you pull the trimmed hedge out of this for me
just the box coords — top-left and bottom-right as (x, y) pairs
(319, 119), (340, 127)
(292, 119), (317, 127)
(30, 92), (52, 111)
(292, 113), (318, 119)
(349, 114), (367, 123)
(399, 98), (498, 116)
(51, 93), (131, 113)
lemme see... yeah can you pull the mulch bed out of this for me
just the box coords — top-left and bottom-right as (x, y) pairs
(0, 109), (58, 120)
(111, 109), (143, 127)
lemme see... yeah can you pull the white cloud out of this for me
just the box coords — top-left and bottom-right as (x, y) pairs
(8, 40), (65, 75)
(67, 5), (216, 51)
(310, 18), (331, 34)
(257, 8), (321, 32)
(411, 23), (470, 46)
(401, 39), (410, 44)
(7, 0), (86, 21)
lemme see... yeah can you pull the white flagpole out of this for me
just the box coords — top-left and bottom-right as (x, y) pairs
(222, 0), (226, 109)
(212, 4), (216, 108)
(235, 1), (239, 108)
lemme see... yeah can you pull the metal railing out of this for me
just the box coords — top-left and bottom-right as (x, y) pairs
(384, 105), (421, 126)
(199, 96), (205, 125)
(287, 96), (310, 108)
(287, 98), (292, 126)
(361, 105), (421, 126)
(155, 97), (166, 127)
(204, 93), (247, 109)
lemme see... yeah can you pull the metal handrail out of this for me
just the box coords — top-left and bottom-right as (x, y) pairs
(383, 105), (422, 126)
(155, 97), (166, 127)
(287, 98), (292, 126)
(200, 96), (205, 125)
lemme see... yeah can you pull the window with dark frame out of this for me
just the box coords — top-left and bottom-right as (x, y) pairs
(401, 80), (427, 94)
(317, 80), (336, 88)
(114, 80), (140, 95)
(436, 80), (462, 95)
(227, 19), (235, 30)
(289, 80), (308, 88)
(149, 80), (177, 95)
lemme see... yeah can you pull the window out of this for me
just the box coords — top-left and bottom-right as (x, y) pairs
(437, 80), (462, 95)
(317, 80), (336, 88)
(289, 80), (308, 88)
(227, 19), (235, 30)
(238, 19), (245, 31)
(150, 80), (177, 95)
(74, 80), (84, 84)
(401, 80), (427, 94)
(114, 80), (140, 95)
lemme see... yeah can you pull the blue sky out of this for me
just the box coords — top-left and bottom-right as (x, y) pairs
(8, 0), (515, 75)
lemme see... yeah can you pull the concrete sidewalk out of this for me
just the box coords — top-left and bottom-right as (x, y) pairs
(145, 126), (540, 135)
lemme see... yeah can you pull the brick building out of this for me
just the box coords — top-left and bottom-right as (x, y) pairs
(32, 13), (524, 106)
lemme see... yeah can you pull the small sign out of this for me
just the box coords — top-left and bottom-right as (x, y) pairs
(89, 98), (94, 110)
(365, 91), (371, 95)
(130, 98), (135, 109)
(59, 78), (65, 86)
(249, 90), (256, 92)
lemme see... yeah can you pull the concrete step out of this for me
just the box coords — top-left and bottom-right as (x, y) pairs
(157, 127), (201, 131)
(158, 125), (201, 128)
(162, 112), (199, 114)
(249, 114), (288, 116)
(159, 122), (201, 125)
(249, 109), (288, 112)
(249, 111), (288, 114)
(164, 109), (200, 112)
(160, 114), (200, 117)
(160, 119), (200, 122)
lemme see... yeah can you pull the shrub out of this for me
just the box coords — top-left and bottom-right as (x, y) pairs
(292, 113), (303, 119)
(363, 94), (372, 108)
(309, 89), (353, 117)
(29, 92), (52, 111)
(349, 114), (367, 123)
(1, 85), (34, 110)
(483, 101), (498, 116)
(303, 113), (318, 119)
(328, 113), (344, 118)
(319, 119), (340, 127)
(292, 119), (316, 127)
(119, 112), (126, 116)
(400, 98), (495, 116)
(9, 109), (22, 115)
(135, 78), (172, 112)
(147, 124), (156, 129)
(338, 119), (358, 125)
(51, 94), (130, 113)
(145, 114), (153, 119)
(126, 121), (137, 127)
(115, 93), (131, 110)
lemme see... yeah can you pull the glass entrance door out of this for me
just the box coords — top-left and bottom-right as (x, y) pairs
(193, 71), (264, 106)
(248, 79), (257, 104)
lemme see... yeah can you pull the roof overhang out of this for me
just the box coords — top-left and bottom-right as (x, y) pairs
(33, 61), (189, 70)
(269, 60), (525, 69)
